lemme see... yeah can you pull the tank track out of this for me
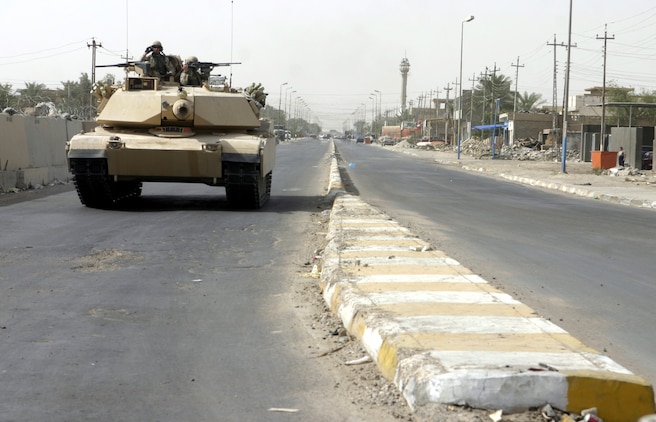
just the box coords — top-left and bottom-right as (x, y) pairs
(70, 158), (142, 209)
(224, 162), (272, 209)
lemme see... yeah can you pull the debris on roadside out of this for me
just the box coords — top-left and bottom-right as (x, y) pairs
(345, 355), (373, 365)
(605, 166), (652, 178)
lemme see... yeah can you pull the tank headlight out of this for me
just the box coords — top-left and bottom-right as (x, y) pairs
(108, 137), (124, 149)
(172, 99), (193, 120)
(203, 143), (220, 152)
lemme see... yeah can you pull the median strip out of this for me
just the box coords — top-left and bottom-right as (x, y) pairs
(320, 193), (655, 420)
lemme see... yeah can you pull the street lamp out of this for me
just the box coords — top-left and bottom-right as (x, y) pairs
(561, 0), (573, 173)
(370, 92), (378, 118)
(369, 96), (375, 133)
(287, 90), (296, 122)
(284, 86), (293, 125)
(278, 82), (287, 125)
(375, 90), (381, 122)
(457, 15), (474, 160)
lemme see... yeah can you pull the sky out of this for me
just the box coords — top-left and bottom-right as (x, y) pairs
(2, 0), (656, 131)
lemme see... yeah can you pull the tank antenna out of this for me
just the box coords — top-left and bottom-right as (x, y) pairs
(229, 0), (234, 87)
(124, 0), (129, 63)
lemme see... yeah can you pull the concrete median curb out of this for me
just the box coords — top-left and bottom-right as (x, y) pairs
(319, 193), (655, 419)
(497, 173), (656, 210)
(440, 158), (656, 211)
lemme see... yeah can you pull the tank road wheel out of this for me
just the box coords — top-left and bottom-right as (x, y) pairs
(70, 159), (142, 209)
(224, 163), (272, 209)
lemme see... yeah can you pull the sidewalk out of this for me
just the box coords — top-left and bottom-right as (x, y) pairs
(391, 145), (656, 211)
(321, 142), (655, 420)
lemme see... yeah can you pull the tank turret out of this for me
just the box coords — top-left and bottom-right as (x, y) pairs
(66, 60), (274, 209)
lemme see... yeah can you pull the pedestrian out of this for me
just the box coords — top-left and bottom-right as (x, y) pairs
(618, 147), (625, 167)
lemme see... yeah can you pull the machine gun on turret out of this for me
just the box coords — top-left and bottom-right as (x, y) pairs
(96, 61), (150, 77)
(187, 62), (241, 80)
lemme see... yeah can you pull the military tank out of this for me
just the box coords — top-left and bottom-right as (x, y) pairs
(66, 60), (274, 209)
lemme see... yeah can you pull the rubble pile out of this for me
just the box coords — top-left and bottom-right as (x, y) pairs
(432, 138), (582, 162)
(394, 139), (415, 149)
(604, 166), (654, 179)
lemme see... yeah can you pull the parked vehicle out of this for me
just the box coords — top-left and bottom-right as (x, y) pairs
(380, 137), (396, 146)
(643, 150), (653, 170)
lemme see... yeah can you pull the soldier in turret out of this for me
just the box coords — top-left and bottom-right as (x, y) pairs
(141, 40), (175, 79)
(180, 56), (203, 86)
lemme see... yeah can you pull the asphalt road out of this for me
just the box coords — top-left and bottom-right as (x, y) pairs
(335, 140), (656, 387)
(0, 139), (400, 421)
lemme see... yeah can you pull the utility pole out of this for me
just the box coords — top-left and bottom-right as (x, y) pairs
(597, 24), (615, 152)
(489, 62), (500, 78)
(434, 87), (440, 138)
(443, 83), (452, 143)
(511, 56), (524, 113)
(87, 38), (102, 86)
(87, 38), (102, 117)
(548, 35), (564, 140)
(548, 35), (576, 150)
(488, 63), (501, 124)
(479, 67), (489, 124)
(469, 73), (476, 125)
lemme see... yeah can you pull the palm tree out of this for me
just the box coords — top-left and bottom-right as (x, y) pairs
(516, 91), (546, 112)
(18, 82), (48, 107)
(472, 73), (513, 125)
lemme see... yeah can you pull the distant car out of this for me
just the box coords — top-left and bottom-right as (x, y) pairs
(380, 137), (396, 146)
(356, 137), (364, 143)
(643, 150), (653, 170)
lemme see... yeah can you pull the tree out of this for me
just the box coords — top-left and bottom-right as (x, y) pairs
(605, 84), (656, 126)
(18, 82), (48, 108)
(0, 83), (17, 109)
(516, 91), (546, 112)
(636, 91), (656, 123)
(57, 73), (94, 118)
(471, 73), (513, 125)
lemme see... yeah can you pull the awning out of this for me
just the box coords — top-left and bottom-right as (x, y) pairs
(472, 122), (507, 130)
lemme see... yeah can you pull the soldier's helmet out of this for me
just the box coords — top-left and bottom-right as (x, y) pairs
(186, 56), (198, 64)
(152, 40), (163, 49)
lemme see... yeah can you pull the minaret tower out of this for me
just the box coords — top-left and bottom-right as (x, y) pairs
(400, 57), (410, 113)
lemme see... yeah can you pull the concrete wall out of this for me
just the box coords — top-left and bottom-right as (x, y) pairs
(0, 113), (84, 191)
(503, 112), (554, 143)
(610, 126), (654, 169)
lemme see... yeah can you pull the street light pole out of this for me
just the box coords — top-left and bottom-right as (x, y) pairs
(457, 15), (474, 160)
(369, 96), (375, 134)
(287, 90), (296, 122)
(375, 90), (381, 124)
(278, 82), (287, 125)
(284, 86), (293, 125)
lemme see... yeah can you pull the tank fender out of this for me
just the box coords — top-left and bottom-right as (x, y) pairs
(260, 137), (276, 176)
(66, 134), (115, 159)
(220, 138), (275, 177)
